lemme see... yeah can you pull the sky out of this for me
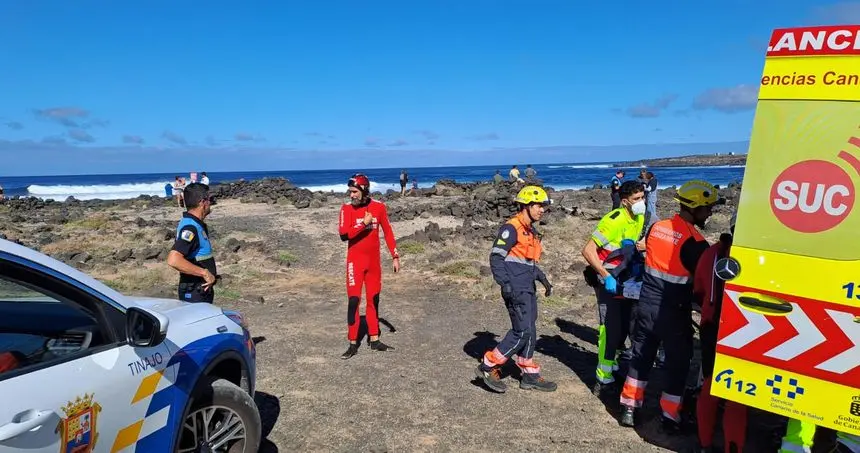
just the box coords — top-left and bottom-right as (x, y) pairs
(1, 1), (857, 176)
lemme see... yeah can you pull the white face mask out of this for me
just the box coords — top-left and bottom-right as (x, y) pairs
(631, 200), (647, 215)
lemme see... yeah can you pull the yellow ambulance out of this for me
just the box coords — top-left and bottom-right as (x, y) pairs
(711, 24), (860, 436)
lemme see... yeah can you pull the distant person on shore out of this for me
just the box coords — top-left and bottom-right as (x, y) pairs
(400, 169), (408, 196)
(164, 182), (174, 199)
(643, 171), (658, 226)
(0, 183), (4, 201)
(493, 170), (504, 183)
(610, 170), (625, 209)
(167, 183), (218, 304)
(524, 164), (537, 181)
(200, 172), (210, 187)
(509, 165), (524, 183)
(173, 176), (186, 208)
(410, 178), (418, 196)
(338, 173), (400, 359)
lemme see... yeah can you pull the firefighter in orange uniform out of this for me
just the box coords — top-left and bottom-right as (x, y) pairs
(619, 180), (724, 431)
(475, 185), (556, 393)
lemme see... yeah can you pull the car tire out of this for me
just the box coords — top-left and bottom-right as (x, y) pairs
(176, 377), (262, 453)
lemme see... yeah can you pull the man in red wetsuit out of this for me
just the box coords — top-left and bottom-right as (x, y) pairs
(693, 211), (747, 453)
(338, 173), (401, 359)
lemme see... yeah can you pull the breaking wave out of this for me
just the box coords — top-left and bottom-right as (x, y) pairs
(27, 182), (171, 201)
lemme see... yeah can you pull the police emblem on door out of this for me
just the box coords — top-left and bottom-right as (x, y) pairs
(851, 395), (860, 417)
(56, 393), (101, 453)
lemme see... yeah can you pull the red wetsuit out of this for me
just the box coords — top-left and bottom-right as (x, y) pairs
(693, 233), (747, 452)
(338, 199), (398, 341)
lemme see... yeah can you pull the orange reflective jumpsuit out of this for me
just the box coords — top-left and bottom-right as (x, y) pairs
(482, 212), (548, 375)
(620, 214), (710, 422)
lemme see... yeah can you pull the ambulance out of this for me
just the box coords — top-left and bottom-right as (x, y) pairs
(711, 24), (860, 438)
(0, 238), (261, 452)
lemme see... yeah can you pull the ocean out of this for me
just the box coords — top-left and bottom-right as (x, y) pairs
(0, 163), (746, 201)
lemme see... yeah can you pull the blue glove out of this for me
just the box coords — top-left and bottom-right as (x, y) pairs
(620, 239), (635, 248)
(603, 274), (617, 293)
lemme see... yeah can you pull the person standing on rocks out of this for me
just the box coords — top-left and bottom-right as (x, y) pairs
(338, 173), (400, 359)
(581, 180), (646, 400)
(493, 170), (504, 183)
(610, 170), (624, 210)
(399, 169), (408, 196)
(475, 185), (556, 393)
(166, 183), (218, 304)
(524, 164), (537, 182)
(643, 171), (658, 226)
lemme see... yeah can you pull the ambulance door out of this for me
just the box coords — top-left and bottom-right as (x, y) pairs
(711, 25), (860, 436)
(0, 256), (175, 452)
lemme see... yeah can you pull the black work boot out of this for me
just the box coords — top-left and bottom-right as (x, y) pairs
(341, 343), (359, 360)
(520, 373), (558, 392)
(475, 364), (507, 393)
(661, 416), (682, 434)
(619, 405), (635, 427)
(369, 340), (394, 351)
(591, 381), (619, 403)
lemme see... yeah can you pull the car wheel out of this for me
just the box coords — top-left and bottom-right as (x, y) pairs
(176, 377), (262, 453)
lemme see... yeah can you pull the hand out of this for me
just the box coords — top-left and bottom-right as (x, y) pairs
(201, 269), (217, 291)
(502, 283), (513, 299)
(363, 211), (373, 226)
(636, 240), (646, 252)
(542, 281), (553, 297)
(392, 256), (400, 273)
(603, 274), (617, 294)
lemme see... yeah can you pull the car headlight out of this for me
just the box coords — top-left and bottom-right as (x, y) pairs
(222, 309), (249, 331)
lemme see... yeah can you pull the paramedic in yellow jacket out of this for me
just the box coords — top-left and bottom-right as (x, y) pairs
(581, 180), (646, 399)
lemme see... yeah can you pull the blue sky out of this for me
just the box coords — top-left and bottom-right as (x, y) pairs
(0, 1), (856, 175)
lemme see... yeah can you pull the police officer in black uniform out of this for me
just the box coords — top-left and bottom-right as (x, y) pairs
(166, 183), (218, 303)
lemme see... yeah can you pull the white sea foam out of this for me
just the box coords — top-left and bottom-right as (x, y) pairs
(547, 164), (612, 169)
(299, 181), (435, 193)
(27, 182), (172, 201)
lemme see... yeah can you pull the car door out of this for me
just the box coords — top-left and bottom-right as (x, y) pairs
(0, 255), (176, 453)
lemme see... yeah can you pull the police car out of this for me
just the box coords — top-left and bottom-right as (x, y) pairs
(0, 238), (260, 452)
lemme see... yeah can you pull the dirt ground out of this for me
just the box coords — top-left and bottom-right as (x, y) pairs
(10, 196), (807, 452)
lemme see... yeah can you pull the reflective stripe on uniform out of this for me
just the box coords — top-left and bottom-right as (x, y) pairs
(490, 247), (508, 257)
(504, 255), (535, 266)
(645, 267), (689, 284)
(837, 432), (860, 453)
(620, 376), (647, 407)
(660, 392), (683, 422)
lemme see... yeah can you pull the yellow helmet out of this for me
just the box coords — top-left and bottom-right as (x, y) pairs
(515, 185), (551, 205)
(675, 180), (725, 209)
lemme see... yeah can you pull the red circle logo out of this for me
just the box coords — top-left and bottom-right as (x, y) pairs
(770, 159), (855, 233)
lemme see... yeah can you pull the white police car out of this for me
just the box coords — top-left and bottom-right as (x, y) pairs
(0, 238), (260, 452)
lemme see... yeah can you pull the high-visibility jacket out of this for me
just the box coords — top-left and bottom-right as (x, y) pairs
(639, 214), (710, 306)
(489, 212), (547, 293)
(591, 207), (645, 270)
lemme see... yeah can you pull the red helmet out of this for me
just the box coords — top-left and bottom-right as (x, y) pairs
(348, 173), (370, 194)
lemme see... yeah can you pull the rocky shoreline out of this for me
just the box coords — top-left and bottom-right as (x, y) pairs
(0, 177), (740, 270)
(616, 153), (747, 168)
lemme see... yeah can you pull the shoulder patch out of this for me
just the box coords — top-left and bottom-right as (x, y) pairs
(501, 229), (510, 240)
(609, 211), (620, 219)
(180, 229), (195, 242)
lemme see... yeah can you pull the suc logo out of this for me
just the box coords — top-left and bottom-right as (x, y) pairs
(770, 159), (855, 233)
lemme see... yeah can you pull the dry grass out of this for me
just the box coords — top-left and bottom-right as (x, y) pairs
(98, 265), (174, 295)
(436, 260), (480, 279)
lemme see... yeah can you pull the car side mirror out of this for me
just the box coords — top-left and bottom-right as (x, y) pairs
(126, 307), (169, 347)
(714, 257), (741, 281)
